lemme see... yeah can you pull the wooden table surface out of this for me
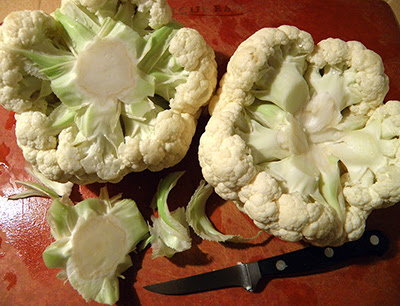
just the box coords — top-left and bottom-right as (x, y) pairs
(1, 1), (400, 305)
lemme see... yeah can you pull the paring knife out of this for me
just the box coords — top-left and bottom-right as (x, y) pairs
(144, 230), (389, 295)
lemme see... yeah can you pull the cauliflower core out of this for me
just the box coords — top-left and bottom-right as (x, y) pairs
(43, 188), (149, 304)
(76, 38), (136, 98)
(0, 0), (217, 184)
(199, 25), (399, 246)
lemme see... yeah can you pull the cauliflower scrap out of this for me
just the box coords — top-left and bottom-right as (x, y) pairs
(0, 0), (217, 184)
(199, 25), (399, 246)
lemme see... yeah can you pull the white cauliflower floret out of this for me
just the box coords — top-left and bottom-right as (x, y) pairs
(302, 204), (338, 244)
(154, 110), (193, 144)
(344, 206), (370, 241)
(148, 110), (196, 171)
(342, 171), (383, 209)
(56, 127), (86, 176)
(35, 149), (66, 181)
(139, 138), (167, 168)
(371, 166), (400, 205)
(134, 0), (172, 29)
(0, 0), (217, 184)
(0, 51), (36, 113)
(118, 136), (147, 171)
(371, 100), (400, 138)
(120, 109), (196, 172)
(307, 38), (389, 119)
(169, 28), (217, 115)
(67, 0), (172, 29)
(170, 28), (210, 71)
(74, 0), (108, 11)
(199, 102), (257, 200)
(0, 10), (58, 113)
(199, 25), (398, 246)
(343, 167), (400, 210)
(0, 10), (63, 49)
(340, 101), (400, 211)
(272, 193), (310, 241)
(228, 28), (288, 92)
(15, 111), (57, 149)
(239, 171), (281, 224)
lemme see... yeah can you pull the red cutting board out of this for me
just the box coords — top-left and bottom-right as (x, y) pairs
(1, 0), (400, 305)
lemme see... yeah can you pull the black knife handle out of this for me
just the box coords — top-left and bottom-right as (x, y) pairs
(257, 230), (390, 278)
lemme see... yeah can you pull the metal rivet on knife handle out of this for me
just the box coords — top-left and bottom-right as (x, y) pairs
(370, 234), (380, 246)
(324, 247), (334, 258)
(275, 260), (287, 271)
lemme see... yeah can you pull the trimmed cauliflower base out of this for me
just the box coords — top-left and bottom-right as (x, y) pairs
(199, 25), (399, 246)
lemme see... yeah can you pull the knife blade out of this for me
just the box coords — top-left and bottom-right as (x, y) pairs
(144, 230), (389, 295)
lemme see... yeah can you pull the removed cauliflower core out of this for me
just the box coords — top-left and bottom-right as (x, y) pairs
(71, 215), (128, 280)
(43, 188), (149, 305)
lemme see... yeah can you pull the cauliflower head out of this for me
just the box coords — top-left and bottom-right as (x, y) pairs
(0, 0), (217, 184)
(199, 25), (398, 246)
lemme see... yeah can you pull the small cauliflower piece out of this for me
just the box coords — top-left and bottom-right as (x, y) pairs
(43, 187), (149, 305)
(199, 25), (398, 246)
(148, 171), (192, 258)
(186, 180), (261, 243)
(0, 0), (217, 184)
